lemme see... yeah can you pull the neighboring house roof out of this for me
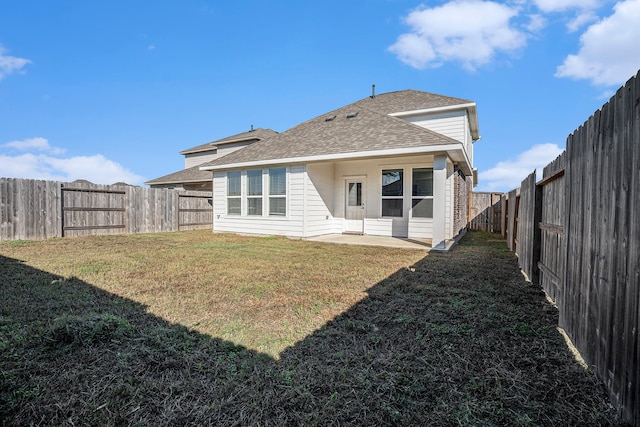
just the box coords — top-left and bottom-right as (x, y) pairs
(200, 90), (477, 173)
(145, 165), (211, 186)
(179, 128), (278, 155)
(145, 128), (278, 186)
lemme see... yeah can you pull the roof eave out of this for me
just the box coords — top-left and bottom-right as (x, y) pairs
(181, 135), (267, 154)
(179, 145), (217, 155)
(200, 143), (472, 174)
(145, 177), (211, 186)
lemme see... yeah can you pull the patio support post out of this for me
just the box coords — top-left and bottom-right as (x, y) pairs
(432, 155), (447, 250)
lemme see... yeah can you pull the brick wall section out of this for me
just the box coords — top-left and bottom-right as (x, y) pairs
(453, 169), (471, 236)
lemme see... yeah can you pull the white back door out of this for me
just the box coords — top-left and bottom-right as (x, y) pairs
(345, 180), (365, 234)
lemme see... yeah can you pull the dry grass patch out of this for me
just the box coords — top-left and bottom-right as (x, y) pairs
(0, 230), (425, 357)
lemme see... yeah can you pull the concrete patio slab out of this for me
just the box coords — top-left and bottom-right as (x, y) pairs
(305, 234), (432, 251)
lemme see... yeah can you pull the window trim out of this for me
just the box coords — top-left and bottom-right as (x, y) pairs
(381, 168), (404, 218)
(226, 171), (242, 215)
(411, 167), (434, 219)
(268, 167), (287, 216)
(246, 169), (264, 216)
(223, 167), (289, 218)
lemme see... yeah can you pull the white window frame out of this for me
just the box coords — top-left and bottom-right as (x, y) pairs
(411, 167), (434, 219)
(246, 169), (264, 216)
(381, 168), (404, 218)
(268, 167), (287, 216)
(226, 171), (241, 215)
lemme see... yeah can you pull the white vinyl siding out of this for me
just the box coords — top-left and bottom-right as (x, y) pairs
(404, 110), (474, 167)
(408, 218), (433, 239)
(185, 152), (218, 169)
(305, 163), (336, 237)
(404, 111), (467, 143)
(445, 160), (454, 239)
(216, 140), (255, 159)
(465, 125), (473, 166)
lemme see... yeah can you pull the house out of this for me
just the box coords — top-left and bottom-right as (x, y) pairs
(200, 89), (480, 249)
(145, 128), (277, 190)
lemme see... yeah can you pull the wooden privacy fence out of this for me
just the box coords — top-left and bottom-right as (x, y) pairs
(503, 71), (640, 426)
(468, 192), (503, 233)
(0, 178), (212, 240)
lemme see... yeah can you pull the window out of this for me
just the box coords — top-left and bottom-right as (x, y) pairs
(348, 182), (362, 207)
(412, 168), (433, 218)
(246, 169), (263, 216)
(227, 171), (241, 215)
(382, 169), (403, 217)
(269, 167), (286, 216)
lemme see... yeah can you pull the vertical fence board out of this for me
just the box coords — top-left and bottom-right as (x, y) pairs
(516, 172), (537, 281)
(500, 195), (507, 238)
(0, 178), (8, 240)
(506, 189), (519, 252)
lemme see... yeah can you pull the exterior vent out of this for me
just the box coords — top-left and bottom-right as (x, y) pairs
(346, 112), (358, 118)
(325, 115), (336, 121)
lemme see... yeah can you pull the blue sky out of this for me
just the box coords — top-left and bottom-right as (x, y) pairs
(1, 0), (639, 191)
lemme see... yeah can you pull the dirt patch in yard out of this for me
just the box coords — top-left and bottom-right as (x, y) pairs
(0, 231), (622, 425)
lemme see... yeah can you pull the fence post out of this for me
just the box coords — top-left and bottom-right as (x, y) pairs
(60, 183), (65, 238)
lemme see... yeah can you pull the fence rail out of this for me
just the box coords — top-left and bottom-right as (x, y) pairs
(500, 70), (640, 426)
(0, 179), (212, 240)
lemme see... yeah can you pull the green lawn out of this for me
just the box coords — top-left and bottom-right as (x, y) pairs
(0, 231), (620, 425)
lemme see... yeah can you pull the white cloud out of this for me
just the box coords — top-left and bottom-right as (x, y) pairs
(532, 0), (602, 13)
(389, 0), (527, 71)
(0, 139), (145, 185)
(555, 0), (640, 86)
(0, 43), (31, 80)
(525, 14), (547, 32)
(533, 0), (603, 31)
(566, 10), (598, 32)
(3, 137), (66, 155)
(478, 143), (564, 192)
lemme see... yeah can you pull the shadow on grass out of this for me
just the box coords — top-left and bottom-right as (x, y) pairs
(0, 232), (621, 426)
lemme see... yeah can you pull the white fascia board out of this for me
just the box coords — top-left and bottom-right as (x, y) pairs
(145, 178), (210, 185)
(179, 145), (217, 155)
(389, 103), (480, 141)
(388, 103), (477, 118)
(200, 144), (465, 171)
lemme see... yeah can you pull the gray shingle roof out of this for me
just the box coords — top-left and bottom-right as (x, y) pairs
(354, 89), (473, 115)
(179, 128), (278, 155)
(201, 90), (472, 169)
(145, 165), (211, 186)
